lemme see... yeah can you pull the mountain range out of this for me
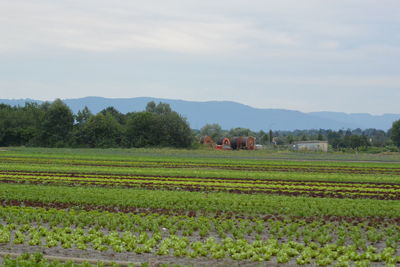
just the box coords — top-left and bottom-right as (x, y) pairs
(1, 97), (398, 131)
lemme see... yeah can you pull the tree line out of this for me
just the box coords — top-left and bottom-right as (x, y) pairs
(199, 122), (400, 151)
(1, 99), (400, 151)
(0, 100), (193, 148)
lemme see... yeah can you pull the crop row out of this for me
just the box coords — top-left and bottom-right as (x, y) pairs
(3, 161), (400, 185)
(1, 225), (399, 265)
(1, 206), (399, 246)
(0, 206), (399, 266)
(0, 252), (178, 267)
(4, 198), (400, 227)
(5, 147), (400, 164)
(1, 155), (400, 175)
(1, 184), (399, 218)
(2, 152), (400, 170)
(3, 170), (400, 188)
(0, 171), (399, 200)
(1, 150), (400, 266)
(1, 179), (399, 201)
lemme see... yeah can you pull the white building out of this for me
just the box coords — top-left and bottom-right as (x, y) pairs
(292, 141), (328, 152)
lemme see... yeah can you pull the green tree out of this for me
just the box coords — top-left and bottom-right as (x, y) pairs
(100, 106), (125, 124)
(126, 102), (193, 148)
(22, 102), (46, 146)
(0, 103), (48, 146)
(200, 123), (223, 141)
(228, 127), (255, 137)
(317, 132), (324, 141)
(0, 104), (17, 146)
(81, 113), (123, 148)
(145, 101), (157, 113)
(39, 99), (74, 147)
(125, 112), (159, 147)
(269, 130), (273, 144)
(75, 106), (92, 126)
(327, 131), (342, 149)
(390, 120), (400, 147)
(343, 135), (369, 149)
(71, 106), (93, 147)
(364, 129), (387, 147)
(158, 112), (193, 147)
(256, 130), (269, 145)
(146, 101), (172, 115)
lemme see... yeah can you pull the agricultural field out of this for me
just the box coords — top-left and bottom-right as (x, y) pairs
(0, 148), (399, 266)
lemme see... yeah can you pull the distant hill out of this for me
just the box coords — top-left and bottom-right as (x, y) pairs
(1, 97), (398, 131)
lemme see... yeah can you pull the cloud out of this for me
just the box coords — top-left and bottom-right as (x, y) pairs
(0, 1), (259, 54)
(247, 75), (400, 88)
(4, 0), (397, 55)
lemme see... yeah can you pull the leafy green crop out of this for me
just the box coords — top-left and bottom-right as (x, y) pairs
(0, 148), (399, 266)
(0, 184), (399, 217)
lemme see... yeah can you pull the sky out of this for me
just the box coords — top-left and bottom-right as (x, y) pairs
(0, 0), (399, 114)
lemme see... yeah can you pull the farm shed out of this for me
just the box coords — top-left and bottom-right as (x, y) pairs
(231, 136), (256, 150)
(292, 141), (328, 152)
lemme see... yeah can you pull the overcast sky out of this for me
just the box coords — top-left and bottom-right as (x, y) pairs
(1, 0), (399, 114)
